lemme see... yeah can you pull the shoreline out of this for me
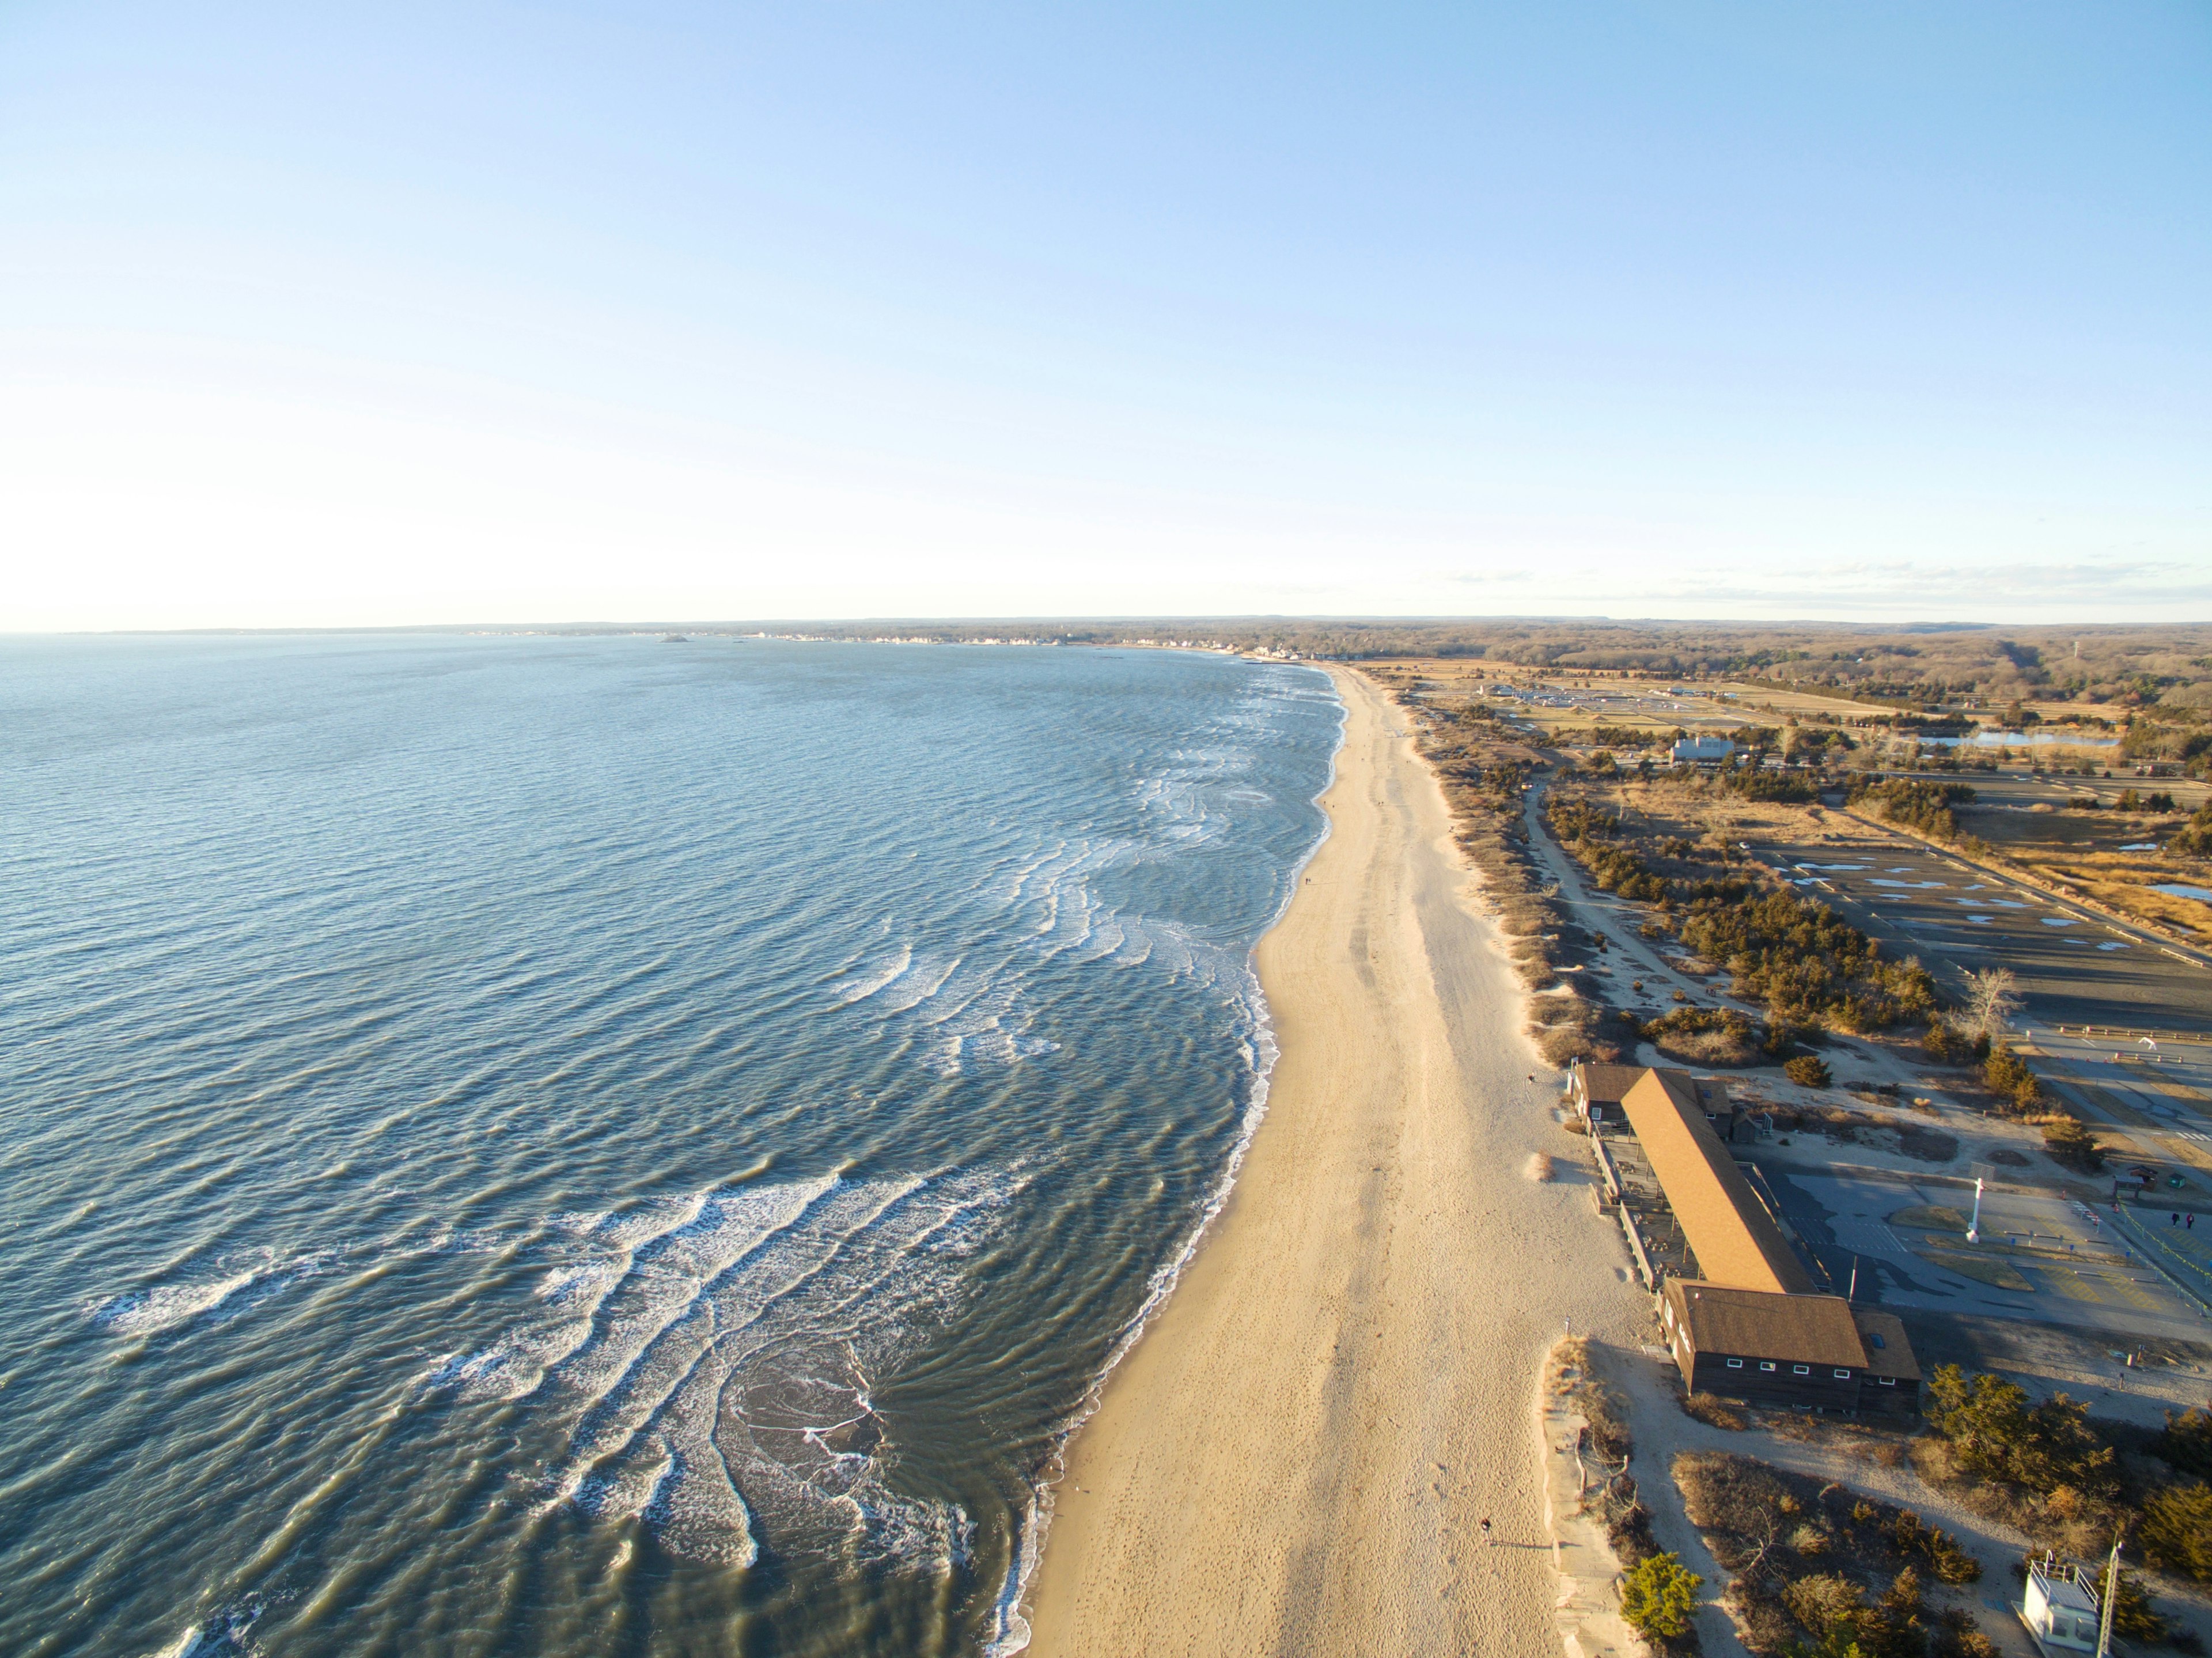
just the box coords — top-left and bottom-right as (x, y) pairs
(1018, 667), (1647, 1656)
(991, 667), (1347, 1653)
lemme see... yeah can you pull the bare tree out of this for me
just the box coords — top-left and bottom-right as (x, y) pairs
(1961, 967), (2023, 1039)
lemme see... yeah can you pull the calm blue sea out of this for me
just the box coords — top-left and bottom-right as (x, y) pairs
(0, 635), (1339, 1658)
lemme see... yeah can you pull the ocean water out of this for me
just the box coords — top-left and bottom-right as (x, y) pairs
(0, 635), (1340, 1658)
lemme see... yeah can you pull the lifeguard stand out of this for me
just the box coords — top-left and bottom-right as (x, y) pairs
(2022, 1554), (2104, 1653)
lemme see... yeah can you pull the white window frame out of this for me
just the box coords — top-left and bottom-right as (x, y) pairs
(1792, 1365), (1810, 1375)
(1725, 1358), (1744, 1369)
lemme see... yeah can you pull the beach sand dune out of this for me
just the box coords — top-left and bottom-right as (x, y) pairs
(1022, 668), (1643, 1657)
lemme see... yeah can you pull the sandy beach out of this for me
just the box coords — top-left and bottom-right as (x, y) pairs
(1021, 667), (1644, 1657)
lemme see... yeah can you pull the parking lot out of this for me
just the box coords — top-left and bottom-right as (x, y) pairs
(1756, 1166), (2209, 1343)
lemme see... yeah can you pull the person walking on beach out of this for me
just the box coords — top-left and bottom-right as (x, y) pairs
(1480, 1517), (1493, 1547)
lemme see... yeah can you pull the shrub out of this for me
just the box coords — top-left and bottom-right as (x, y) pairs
(2139, 1481), (2212, 1581)
(1923, 1020), (1971, 1064)
(1683, 1392), (1747, 1430)
(1642, 1005), (1766, 1066)
(1923, 1367), (2116, 1497)
(1782, 1568), (1933, 1658)
(1783, 1055), (1832, 1089)
(1677, 889), (1937, 1029)
(1982, 1046), (2041, 1112)
(2169, 803), (2212, 857)
(2155, 1405), (2212, 1478)
(1620, 1551), (1702, 1640)
(1849, 777), (1978, 842)
(2105, 1566), (2169, 1640)
(1930, 1608), (2000, 1658)
(1891, 1509), (1980, 1584)
(1723, 768), (1819, 804)
(2040, 1115), (2106, 1172)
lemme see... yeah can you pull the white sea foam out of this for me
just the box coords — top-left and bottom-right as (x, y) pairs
(93, 1269), (267, 1336)
(987, 666), (1341, 1657)
(426, 1167), (1022, 1568)
(831, 944), (913, 1006)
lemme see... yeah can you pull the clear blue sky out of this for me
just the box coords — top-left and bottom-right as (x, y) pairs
(3, 2), (2207, 627)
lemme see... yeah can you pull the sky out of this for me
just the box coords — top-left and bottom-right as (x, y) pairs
(3, 2), (2209, 630)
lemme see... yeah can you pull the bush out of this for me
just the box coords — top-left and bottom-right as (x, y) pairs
(2155, 1405), (2212, 1478)
(2106, 1566), (2170, 1641)
(2139, 1481), (2212, 1581)
(1923, 1020), (1970, 1064)
(1930, 1607), (2001, 1658)
(1923, 1021), (1993, 1067)
(2169, 803), (2212, 857)
(1782, 1567), (1933, 1658)
(1891, 1509), (1981, 1585)
(1677, 889), (1937, 1029)
(2040, 1115), (2106, 1172)
(1849, 777), (1978, 841)
(1923, 1367), (2116, 1497)
(1643, 1006), (1766, 1066)
(1982, 1046), (2041, 1112)
(1723, 767), (1819, 803)
(1620, 1551), (1702, 1640)
(1783, 1055), (1832, 1089)
(1683, 1392), (1747, 1430)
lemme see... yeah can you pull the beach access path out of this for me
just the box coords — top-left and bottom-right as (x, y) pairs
(1021, 668), (1649, 1658)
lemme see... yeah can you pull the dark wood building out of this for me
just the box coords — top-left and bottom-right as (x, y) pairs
(1573, 1062), (1924, 1417)
(1660, 1281), (1921, 1414)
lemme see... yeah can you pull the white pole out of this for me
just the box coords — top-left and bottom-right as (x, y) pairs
(1967, 1177), (1983, 1244)
(2096, 1539), (2121, 1658)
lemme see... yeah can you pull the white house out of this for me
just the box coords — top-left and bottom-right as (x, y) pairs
(1671, 736), (1737, 764)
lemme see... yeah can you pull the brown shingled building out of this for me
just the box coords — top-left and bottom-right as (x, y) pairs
(1573, 1062), (1921, 1415)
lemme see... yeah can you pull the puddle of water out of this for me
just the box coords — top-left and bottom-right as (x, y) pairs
(2153, 883), (2212, 903)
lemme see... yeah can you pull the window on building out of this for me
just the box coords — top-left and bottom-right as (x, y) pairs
(1867, 1331), (1886, 1350)
(1877, 1377), (1896, 1387)
(1834, 1369), (1851, 1379)
(1725, 1358), (1744, 1369)
(1792, 1365), (1810, 1375)
(1759, 1361), (1777, 1372)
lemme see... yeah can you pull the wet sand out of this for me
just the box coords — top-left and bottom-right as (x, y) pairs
(1020, 667), (1642, 1657)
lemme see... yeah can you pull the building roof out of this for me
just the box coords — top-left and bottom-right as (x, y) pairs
(1617, 1068), (1815, 1294)
(1575, 1062), (1731, 1116)
(1577, 1063), (1650, 1109)
(1664, 1281), (1869, 1368)
(2028, 1561), (2100, 1613)
(1850, 1310), (1922, 1382)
